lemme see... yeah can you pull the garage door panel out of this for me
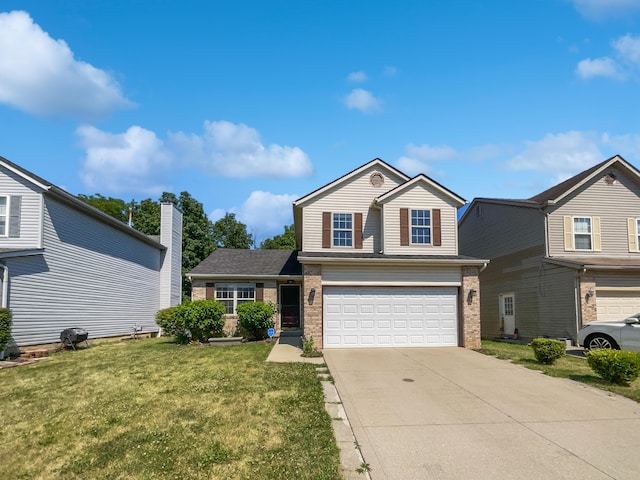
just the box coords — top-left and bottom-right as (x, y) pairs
(596, 291), (640, 322)
(323, 287), (458, 348)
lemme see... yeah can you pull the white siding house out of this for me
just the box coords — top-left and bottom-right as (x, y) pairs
(0, 156), (182, 352)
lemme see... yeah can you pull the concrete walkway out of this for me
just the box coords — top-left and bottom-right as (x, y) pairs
(265, 335), (325, 364)
(324, 347), (640, 480)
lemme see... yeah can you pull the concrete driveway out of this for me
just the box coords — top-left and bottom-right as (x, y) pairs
(324, 348), (640, 480)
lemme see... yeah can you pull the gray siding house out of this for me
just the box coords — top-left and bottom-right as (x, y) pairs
(0, 156), (182, 352)
(459, 155), (640, 343)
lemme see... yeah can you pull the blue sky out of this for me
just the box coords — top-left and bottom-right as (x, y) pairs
(2, 0), (640, 242)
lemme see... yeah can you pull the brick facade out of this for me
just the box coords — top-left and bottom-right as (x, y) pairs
(302, 264), (323, 347)
(461, 266), (481, 349)
(579, 273), (597, 325)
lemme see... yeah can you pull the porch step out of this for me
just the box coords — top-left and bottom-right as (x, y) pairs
(279, 329), (303, 338)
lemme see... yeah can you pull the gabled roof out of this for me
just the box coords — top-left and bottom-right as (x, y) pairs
(188, 248), (302, 278)
(0, 155), (165, 249)
(293, 158), (410, 207)
(375, 173), (466, 206)
(459, 155), (640, 225)
(528, 155), (637, 205)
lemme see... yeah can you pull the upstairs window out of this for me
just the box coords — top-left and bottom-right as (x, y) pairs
(573, 217), (592, 250)
(215, 284), (255, 314)
(411, 209), (431, 244)
(333, 213), (353, 247)
(0, 197), (6, 236)
(637, 219), (640, 250)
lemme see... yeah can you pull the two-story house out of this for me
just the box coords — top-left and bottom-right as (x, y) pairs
(0, 155), (182, 354)
(190, 158), (487, 349)
(459, 155), (640, 343)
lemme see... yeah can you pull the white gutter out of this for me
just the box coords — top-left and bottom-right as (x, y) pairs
(297, 255), (489, 267)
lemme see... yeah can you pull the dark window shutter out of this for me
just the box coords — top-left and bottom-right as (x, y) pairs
(9, 195), (21, 238)
(205, 283), (214, 300)
(400, 208), (409, 246)
(255, 283), (264, 302)
(432, 209), (441, 246)
(322, 212), (331, 248)
(354, 212), (363, 249)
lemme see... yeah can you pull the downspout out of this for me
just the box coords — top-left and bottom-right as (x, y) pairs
(0, 262), (8, 308)
(575, 268), (587, 343)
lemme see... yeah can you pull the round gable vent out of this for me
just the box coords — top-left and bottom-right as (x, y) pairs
(370, 172), (384, 187)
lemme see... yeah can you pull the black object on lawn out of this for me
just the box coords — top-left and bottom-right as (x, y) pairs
(60, 328), (89, 350)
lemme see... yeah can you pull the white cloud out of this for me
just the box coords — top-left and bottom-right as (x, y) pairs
(601, 132), (640, 158)
(576, 57), (622, 79)
(383, 66), (398, 77)
(231, 191), (298, 238)
(343, 88), (382, 113)
(77, 125), (172, 195)
(507, 131), (603, 183)
(0, 10), (133, 118)
(396, 157), (433, 177)
(613, 34), (640, 64)
(572, 0), (640, 20)
(405, 143), (458, 161)
(347, 71), (367, 82)
(209, 208), (226, 223)
(170, 120), (313, 178)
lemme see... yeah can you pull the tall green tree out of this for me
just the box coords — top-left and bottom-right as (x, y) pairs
(130, 198), (161, 235)
(212, 213), (254, 249)
(77, 194), (131, 223)
(260, 224), (296, 249)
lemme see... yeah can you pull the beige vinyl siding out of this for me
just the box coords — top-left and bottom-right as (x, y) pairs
(548, 167), (640, 257)
(7, 196), (163, 347)
(536, 264), (579, 339)
(383, 183), (458, 255)
(322, 264), (462, 286)
(0, 166), (44, 248)
(595, 272), (640, 290)
(459, 202), (545, 259)
(301, 165), (404, 252)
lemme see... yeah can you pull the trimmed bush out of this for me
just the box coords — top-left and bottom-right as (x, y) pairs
(531, 338), (565, 365)
(237, 302), (277, 340)
(155, 300), (226, 344)
(0, 307), (12, 352)
(586, 349), (640, 385)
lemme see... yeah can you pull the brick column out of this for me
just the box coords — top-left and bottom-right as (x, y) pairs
(461, 267), (481, 349)
(302, 264), (323, 348)
(579, 274), (597, 325)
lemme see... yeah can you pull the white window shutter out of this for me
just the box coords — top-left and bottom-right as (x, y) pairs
(593, 217), (601, 251)
(563, 216), (573, 251)
(629, 218), (638, 252)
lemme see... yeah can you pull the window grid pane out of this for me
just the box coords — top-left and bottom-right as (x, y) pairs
(411, 209), (431, 244)
(573, 217), (592, 250)
(0, 197), (6, 236)
(503, 297), (514, 316)
(333, 213), (353, 247)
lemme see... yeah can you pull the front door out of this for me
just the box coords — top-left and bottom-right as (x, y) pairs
(499, 293), (515, 336)
(280, 285), (301, 328)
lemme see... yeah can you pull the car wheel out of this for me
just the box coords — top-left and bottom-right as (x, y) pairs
(585, 334), (619, 350)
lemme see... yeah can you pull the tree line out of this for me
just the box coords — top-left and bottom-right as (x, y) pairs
(77, 193), (295, 298)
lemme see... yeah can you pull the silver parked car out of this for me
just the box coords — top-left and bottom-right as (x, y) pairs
(577, 313), (640, 352)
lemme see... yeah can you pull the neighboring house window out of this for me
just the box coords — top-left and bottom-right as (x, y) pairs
(333, 213), (353, 247)
(215, 284), (255, 314)
(637, 219), (640, 250)
(411, 209), (431, 244)
(0, 196), (6, 236)
(573, 217), (592, 250)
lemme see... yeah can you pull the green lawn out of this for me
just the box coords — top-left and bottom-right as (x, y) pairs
(478, 340), (640, 403)
(0, 338), (341, 480)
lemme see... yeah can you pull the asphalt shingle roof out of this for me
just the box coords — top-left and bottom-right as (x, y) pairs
(189, 248), (302, 276)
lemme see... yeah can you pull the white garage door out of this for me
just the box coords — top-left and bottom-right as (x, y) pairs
(323, 287), (458, 348)
(596, 291), (640, 322)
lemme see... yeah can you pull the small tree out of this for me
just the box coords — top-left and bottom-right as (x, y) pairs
(531, 338), (565, 365)
(237, 302), (277, 340)
(0, 308), (12, 354)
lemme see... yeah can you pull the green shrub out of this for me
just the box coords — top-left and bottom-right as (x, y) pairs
(0, 308), (12, 352)
(236, 302), (277, 340)
(155, 300), (226, 344)
(586, 349), (640, 385)
(155, 306), (181, 336)
(301, 336), (323, 358)
(530, 338), (565, 365)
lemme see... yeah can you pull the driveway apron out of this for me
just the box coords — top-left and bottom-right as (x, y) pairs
(323, 348), (640, 480)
